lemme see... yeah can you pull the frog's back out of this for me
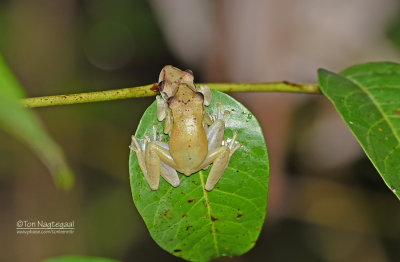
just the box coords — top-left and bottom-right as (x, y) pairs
(170, 120), (208, 175)
(168, 85), (208, 175)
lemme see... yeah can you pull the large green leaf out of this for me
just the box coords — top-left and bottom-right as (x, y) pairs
(129, 90), (269, 261)
(0, 54), (73, 189)
(318, 62), (400, 200)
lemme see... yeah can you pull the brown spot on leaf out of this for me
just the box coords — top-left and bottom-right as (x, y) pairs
(182, 213), (187, 218)
(173, 249), (182, 253)
(211, 215), (218, 221)
(236, 213), (243, 220)
(164, 209), (171, 219)
(186, 225), (192, 231)
(393, 108), (400, 115)
(378, 128), (383, 132)
(187, 198), (195, 203)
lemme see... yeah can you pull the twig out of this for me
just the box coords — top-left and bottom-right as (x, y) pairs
(21, 82), (320, 108)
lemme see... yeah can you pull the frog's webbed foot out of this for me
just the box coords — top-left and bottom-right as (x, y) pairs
(129, 135), (149, 182)
(208, 102), (229, 123)
(130, 126), (179, 190)
(223, 130), (241, 160)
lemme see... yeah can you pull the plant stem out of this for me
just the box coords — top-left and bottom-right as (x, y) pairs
(21, 82), (320, 108)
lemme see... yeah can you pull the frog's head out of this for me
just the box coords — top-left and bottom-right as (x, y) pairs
(158, 65), (196, 99)
(167, 83), (204, 117)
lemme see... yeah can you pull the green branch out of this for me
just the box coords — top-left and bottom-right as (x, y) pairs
(21, 82), (320, 108)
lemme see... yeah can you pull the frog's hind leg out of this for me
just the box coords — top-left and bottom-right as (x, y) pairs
(141, 126), (179, 190)
(200, 130), (241, 191)
(200, 146), (230, 191)
(160, 162), (179, 188)
(149, 126), (180, 188)
(145, 141), (179, 190)
(130, 126), (179, 190)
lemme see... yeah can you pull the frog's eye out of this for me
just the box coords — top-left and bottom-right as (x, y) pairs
(184, 69), (193, 76)
(194, 92), (204, 101)
(167, 96), (176, 106)
(158, 81), (165, 91)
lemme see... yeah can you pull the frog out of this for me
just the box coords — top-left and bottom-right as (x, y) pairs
(129, 65), (240, 191)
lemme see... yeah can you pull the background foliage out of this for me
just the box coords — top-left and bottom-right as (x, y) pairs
(319, 62), (400, 200)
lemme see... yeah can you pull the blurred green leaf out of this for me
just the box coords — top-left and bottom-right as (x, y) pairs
(318, 62), (400, 200)
(41, 255), (120, 262)
(129, 90), (269, 261)
(83, 188), (139, 255)
(386, 7), (400, 51)
(0, 54), (73, 189)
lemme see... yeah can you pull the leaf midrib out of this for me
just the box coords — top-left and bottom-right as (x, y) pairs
(199, 170), (219, 257)
(345, 76), (400, 148)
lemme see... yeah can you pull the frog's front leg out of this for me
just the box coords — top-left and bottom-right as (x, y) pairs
(130, 126), (179, 190)
(200, 131), (241, 191)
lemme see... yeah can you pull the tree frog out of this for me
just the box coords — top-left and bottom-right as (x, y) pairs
(130, 66), (240, 191)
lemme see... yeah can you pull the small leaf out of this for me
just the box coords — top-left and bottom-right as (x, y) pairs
(0, 54), (73, 189)
(41, 255), (120, 262)
(318, 62), (400, 199)
(129, 90), (269, 261)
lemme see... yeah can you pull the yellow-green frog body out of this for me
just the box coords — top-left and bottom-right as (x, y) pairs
(130, 66), (240, 191)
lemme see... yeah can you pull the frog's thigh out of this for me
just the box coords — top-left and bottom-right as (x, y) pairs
(160, 162), (179, 187)
(145, 142), (178, 190)
(200, 146), (230, 191)
(150, 141), (180, 187)
(206, 119), (225, 150)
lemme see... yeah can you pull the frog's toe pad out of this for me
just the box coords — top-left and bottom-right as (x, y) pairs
(223, 131), (241, 156)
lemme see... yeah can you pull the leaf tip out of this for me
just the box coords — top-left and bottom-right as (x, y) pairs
(54, 168), (75, 191)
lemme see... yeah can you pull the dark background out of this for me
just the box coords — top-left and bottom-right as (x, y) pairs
(1, 0), (400, 261)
